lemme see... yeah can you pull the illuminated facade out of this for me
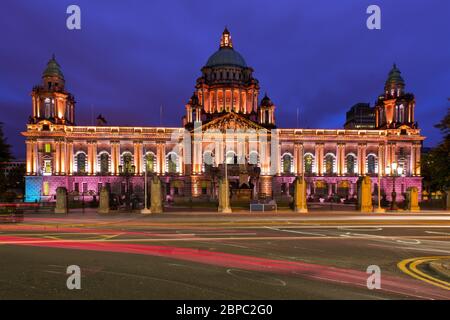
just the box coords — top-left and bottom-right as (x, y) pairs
(23, 29), (424, 204)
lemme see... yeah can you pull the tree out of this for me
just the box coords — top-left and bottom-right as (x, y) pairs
(0, 122), (12, 162)
(0, 122), (13, 197)
(421, 107), (450, 191)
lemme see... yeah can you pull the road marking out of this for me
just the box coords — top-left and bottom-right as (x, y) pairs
(426, 231), (450, 236)
(398, 256), (450, 291)
(337, 227), (382, 232)
(264, 226), (326, 237)
(396, 239), (421, 245)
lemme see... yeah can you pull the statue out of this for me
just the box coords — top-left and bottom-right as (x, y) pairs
(358, 176), (373, 213)
(406, 187), (420, 212)
(150, 175), (163, 213)
(294, 176), (308, 213)
(55, 187), (68, 214)
(98, 186), (110, 214)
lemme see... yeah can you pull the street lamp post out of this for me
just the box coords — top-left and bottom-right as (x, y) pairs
(374, 163), (385, 213)
(119, 164), (135, 211)
(388, 162), (403, 211)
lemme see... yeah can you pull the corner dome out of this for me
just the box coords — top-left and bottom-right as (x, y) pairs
(205, 28), (247, 68)
(42, 54), (64, 79)
(385, 63), (404, 85)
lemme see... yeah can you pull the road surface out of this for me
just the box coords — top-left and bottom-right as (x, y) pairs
(1, 211), (449, 299)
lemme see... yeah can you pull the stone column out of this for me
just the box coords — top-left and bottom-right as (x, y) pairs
(33, 141), (39, 174)
(336, 143), (345, 176)
(314, 143), (324, 176)
(178, 143), (184, 175)
(378, 143), (385, 176)
(157, 142), (166, 174)
(297, 143), (304, 176)
(66, 141), (73, 175)
(92, 141), (97, 174)
(134, 141), (142, 175)
(293, 143), (299, 176)
(110, 141), (119, 175)
(55, 140), (60, 175)
(271, 131), (281, 175)
(26, 140), (32, 174)
(60, 141), (66, 174)
(87, 141), (93, 175)
(414, 143), (421, 176)
(360, 144), (367, 175)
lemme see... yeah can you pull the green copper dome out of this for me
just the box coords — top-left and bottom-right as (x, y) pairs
(205, 28), (247, 68)
(206, 47), (247, 68)
(385, 63), (404, 85)
(42, 54), (64, 79)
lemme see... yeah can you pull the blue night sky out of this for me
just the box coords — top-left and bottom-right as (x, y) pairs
(1, 0), (449, 159)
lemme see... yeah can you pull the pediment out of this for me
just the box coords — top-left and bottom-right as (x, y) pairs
(195, 112), (267, 133)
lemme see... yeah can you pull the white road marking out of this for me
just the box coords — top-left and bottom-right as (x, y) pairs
(338, 227), (382, 232)
(264, 226), (326, 237)
(425, 231), (450, 236)
(395, 239), (421, 244)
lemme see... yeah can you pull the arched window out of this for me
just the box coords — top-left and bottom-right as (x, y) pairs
(203, 151), (214, 166)
(304, 154), (314, 174)
(399, 104), (404, 123)
(167, 152), (178, 174)
(367, 154), (377, 174)
(145, 152), (156, 173)
(346, 154), (356, 175)
(282, 153), (293, 174)
(44, 98), (51, 118)
(248, 151), (259, 165)
(226, 151), (236, 164)
(202, 151), (214, 172)
(75, 152), (87, 174)
(99, 152), (110, 174)
(122, 152), (133, 173)
(324, 154), (335, 175)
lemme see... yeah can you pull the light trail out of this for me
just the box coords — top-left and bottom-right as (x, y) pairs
(0, 235), (449, 299)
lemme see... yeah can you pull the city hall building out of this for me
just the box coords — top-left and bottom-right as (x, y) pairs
(23, 29), (424, 205)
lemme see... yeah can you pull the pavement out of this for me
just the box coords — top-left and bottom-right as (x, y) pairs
(0, 210), (449, 299)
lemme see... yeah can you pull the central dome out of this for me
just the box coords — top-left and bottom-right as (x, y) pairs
(205, 28), (247, 68)
(206, 47), (247, 67)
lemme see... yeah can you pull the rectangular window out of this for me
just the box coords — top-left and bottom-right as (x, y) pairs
(43, 182), (49, 196)
(82, 183), (88, 193)
(43, 160), (52, 175)
(98, 182), (102, 193)
(74, 182), (79, 193)
(45, 143), (51, 153)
